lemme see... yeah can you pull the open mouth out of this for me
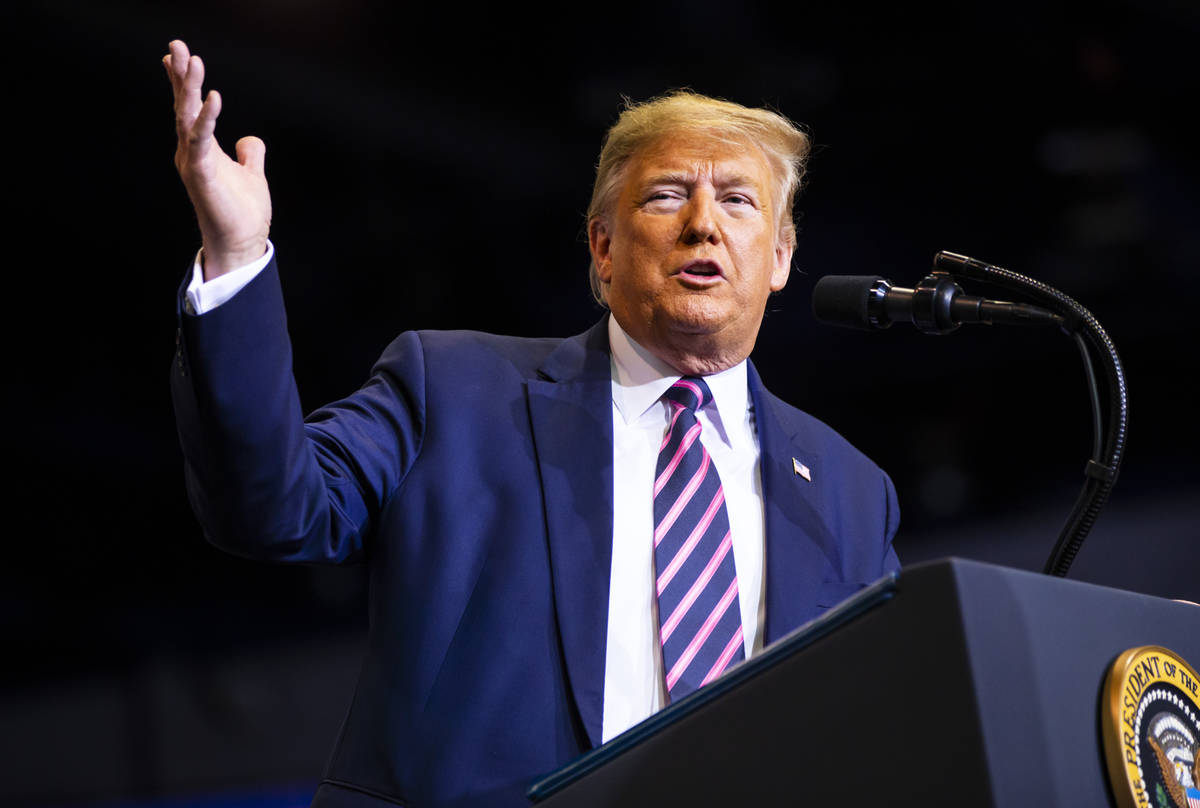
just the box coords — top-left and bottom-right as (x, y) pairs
(676, 260), (723, 281)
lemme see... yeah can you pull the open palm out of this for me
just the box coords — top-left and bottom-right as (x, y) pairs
(164, 39), (271, 278)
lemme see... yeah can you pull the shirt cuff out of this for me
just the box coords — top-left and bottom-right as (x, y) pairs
(184, 241), (276, 315)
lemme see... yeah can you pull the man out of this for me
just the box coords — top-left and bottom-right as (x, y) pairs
(165, 40), (899, 807)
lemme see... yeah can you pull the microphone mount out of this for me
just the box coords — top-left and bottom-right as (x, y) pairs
(894, 273), (962, 335)
(858, 273), (1066, 334)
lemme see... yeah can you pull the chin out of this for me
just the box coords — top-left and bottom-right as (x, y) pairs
(659, 296), (734, 336)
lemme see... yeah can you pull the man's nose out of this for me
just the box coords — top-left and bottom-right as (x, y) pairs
(680, 195), (720, 245)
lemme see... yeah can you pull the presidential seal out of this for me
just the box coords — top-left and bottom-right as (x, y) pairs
(1102, 646), (1200, 808)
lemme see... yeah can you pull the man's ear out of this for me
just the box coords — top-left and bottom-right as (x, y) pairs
(588, 217), (614, 282)
(770, 235), (794, 292)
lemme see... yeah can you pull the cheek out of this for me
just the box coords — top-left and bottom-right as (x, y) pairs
(608, 245), (664, 309)
(730, 236), (776, 286)
(739, 228), (777, 276)
(613, 220), (657, 263)
(619, 235), (670, 281)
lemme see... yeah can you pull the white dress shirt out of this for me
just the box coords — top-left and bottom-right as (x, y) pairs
(602, 317), (766, 742)
(186, 250), (767, 745)
(184, 243), (276, 314)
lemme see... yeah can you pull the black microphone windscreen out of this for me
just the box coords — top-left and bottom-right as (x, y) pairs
(811, 275), (885, 330)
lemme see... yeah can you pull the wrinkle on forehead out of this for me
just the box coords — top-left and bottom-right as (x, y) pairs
(626, 135), (774, 204)
(638, 168), (766, 193)
(637, 132), (768, 170)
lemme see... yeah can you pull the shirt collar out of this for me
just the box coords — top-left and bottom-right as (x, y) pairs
(608, 316), (749, 439)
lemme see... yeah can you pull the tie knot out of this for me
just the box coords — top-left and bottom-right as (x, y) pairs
(663, 376), (713, 413)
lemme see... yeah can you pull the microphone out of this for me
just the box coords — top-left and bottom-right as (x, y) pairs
(811, 273), (1062, 335)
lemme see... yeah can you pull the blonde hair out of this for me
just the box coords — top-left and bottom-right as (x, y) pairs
(586, 90), (811, 305)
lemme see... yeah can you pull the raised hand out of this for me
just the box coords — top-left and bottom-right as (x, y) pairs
(164, 40), (272, 279)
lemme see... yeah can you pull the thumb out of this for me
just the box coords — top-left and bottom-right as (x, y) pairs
(236, 136), (267, 175)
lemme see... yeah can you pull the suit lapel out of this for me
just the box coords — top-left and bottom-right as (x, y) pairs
(526, 318), (613, 749)
(749, 362), (843, 645)
(526, 337), (849, 742)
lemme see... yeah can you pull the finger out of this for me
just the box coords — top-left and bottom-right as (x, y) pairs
(185, 53), (205, 91)
(162, 54), (179, 100)
(182, 54), (205, 107)
(170, 55), (190, 140)
(168, 40), (191, 85)
(164, 54), (183, 98)
(187, 89), (221, 160)
(176, 54), (207, 138)
(236, 136), (267, 175)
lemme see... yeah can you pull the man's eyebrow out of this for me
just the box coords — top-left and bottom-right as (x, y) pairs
(715, 172), (761, 191)
(639, 172), (692, 189)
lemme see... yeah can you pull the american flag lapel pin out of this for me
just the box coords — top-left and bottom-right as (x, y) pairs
(793, 457), (811, 482)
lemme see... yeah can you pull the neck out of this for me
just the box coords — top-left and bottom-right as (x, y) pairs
(655, 343), (746, 376)
(610, 313), (751, 376)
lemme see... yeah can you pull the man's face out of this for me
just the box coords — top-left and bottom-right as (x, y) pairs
(589, 131), (792, 375)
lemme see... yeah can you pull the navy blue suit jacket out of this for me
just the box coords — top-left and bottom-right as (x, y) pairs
(171, 258), (900, 808)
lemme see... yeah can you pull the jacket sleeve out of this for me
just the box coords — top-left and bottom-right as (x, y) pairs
(881, 469), (902, 573)
(170, 256), (425, 564)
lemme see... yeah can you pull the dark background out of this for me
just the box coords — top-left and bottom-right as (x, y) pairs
(5, 0), (1199, 804)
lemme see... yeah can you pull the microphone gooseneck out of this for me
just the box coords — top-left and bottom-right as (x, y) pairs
(810, 252), (1127, 579)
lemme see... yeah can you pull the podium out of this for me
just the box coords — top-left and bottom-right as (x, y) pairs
(528, 558), (1200, 806)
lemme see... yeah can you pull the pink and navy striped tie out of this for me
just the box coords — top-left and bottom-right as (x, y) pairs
(653, 376), (744, 701)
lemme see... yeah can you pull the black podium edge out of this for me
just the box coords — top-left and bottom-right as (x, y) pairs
(526, 569), (901, 802)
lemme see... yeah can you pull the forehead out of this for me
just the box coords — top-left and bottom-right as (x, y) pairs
(623, 131), (774, 192)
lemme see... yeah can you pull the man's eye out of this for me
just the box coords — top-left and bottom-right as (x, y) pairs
(725, 194), (751, 205)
